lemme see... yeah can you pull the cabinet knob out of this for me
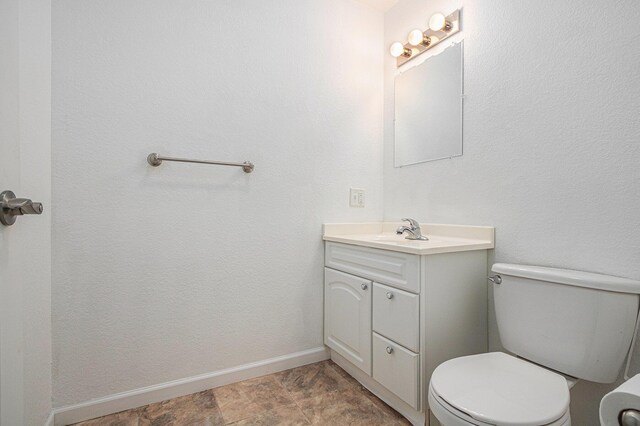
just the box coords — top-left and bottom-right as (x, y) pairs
(361, 283), (368, 290)
(386, 346), (394, 354)
(386, 292), (394, 299)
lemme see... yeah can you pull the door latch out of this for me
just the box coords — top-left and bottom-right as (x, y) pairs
(0, 190), (44, 226)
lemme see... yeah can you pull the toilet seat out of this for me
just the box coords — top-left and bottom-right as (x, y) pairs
(428, 384), (571, 426)
(429, 352), (571, 426)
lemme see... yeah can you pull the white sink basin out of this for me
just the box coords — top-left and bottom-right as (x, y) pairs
(348, 233), (440, 247)
(370, 234), (408, 242)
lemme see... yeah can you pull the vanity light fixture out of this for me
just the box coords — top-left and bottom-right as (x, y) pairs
(389, 41), (412, 58)
(407, 29), (431, 47)
(428, 13), (452, 32)
(390, 9), (461, 67)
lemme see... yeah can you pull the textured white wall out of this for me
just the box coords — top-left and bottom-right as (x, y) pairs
(384, 0), (640, 424)
(0, 0), (52, 424)
(52, 0), (383, 407)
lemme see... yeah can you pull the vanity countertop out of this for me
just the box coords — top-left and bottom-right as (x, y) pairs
(323, 223), (494, 255)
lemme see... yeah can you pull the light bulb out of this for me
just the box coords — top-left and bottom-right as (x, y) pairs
(389, 42), (410, 58)
(429, 13), (450, 31)
(408, 29), (429, 47)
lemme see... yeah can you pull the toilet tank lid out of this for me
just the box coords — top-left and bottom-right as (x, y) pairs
(492, 263), (640, 294)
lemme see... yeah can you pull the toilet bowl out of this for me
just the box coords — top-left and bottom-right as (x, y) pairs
(428, 352), (571, 426)
(428, 263), (640, 426)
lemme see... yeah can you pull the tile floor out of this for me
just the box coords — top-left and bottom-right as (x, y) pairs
(71, 360), (411, 426)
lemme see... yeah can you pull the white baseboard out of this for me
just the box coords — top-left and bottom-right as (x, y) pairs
(53, 346), (329, 426)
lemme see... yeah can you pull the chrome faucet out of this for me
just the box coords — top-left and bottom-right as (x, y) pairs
(396, 218), (428, 241)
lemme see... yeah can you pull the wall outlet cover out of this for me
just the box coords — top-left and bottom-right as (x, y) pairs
(350, 188), (365, 208)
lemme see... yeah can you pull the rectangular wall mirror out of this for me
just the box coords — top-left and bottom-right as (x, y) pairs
(394, 41), (463, 167)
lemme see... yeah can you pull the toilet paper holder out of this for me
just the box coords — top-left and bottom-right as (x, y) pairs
(621, 409), (640, 426)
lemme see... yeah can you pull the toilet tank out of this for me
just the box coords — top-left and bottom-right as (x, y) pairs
(492, 263), (640, 383)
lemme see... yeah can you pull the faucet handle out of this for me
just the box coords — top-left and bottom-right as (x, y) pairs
(401, 218), (420, 230)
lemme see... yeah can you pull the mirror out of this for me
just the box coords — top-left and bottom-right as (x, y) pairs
(394, 41), (463, 167)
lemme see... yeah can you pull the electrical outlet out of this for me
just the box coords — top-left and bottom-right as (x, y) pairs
(350, 188), (365, 208)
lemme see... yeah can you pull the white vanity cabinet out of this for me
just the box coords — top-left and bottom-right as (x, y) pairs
(323, 223), (494, 426)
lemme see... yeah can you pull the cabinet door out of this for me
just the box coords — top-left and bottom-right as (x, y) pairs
(324, 268), (372, 375)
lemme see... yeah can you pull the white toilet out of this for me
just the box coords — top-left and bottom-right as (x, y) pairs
(428, 263), (640, 426)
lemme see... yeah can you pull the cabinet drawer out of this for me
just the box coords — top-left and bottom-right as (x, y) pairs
(373, 333), (419, 410)
(373, 283), (419, 352)
(325, 242), (420, 293)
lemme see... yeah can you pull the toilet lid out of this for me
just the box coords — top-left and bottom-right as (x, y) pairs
(430, 352), (570, 426)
